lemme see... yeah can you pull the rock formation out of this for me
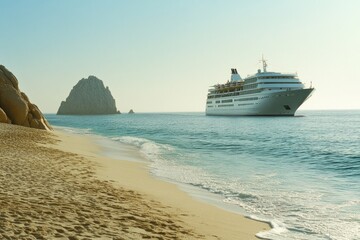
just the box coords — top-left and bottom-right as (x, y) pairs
(0, 65), (52, 130)
(128, 109), (134, 114)
(57, 76), (118, 115)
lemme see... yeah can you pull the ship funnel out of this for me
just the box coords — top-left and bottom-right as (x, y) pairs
(230, 68), (242, 82)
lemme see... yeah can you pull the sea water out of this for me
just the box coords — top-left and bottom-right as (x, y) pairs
(46, 110), (360, 240)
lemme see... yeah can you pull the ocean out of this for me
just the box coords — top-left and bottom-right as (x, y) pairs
(46, 110), (360, 240)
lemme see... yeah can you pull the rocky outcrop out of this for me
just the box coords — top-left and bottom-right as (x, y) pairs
(0, 65), (52, 130)
(128, 109), (134, 114)
(57, 76), (118, 115)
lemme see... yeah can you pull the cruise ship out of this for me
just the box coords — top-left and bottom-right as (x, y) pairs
(205, 58), (314, 116)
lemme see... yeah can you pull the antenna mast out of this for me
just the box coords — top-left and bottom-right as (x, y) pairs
(262, 55), (267, 72)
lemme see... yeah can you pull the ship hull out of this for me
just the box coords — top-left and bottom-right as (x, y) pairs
(206, 88), (314, 116)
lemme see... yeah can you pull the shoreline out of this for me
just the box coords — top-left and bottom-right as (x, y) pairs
(54, 128), (271, 239)
(0, 123), (270, 239)
(93, 131), (272, 227)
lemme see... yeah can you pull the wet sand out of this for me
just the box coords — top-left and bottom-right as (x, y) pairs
(0, 123), (269, 239)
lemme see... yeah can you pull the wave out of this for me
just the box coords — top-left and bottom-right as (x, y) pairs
(110, 136), (175, 160)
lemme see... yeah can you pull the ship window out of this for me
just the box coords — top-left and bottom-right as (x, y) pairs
(207, 101), (212, 104)
(221, 99), (233, 103)
(234, 97), (258, 102)
(284, 105), (291, 110)
(238, 103), (254, 106)
(237, 89), (263, 95)
(218, 104), (234, 107)
(259, 76), (295, 79)
(216, 100), (220, 103)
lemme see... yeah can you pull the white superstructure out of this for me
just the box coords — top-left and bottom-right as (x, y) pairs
(206, 58), (314, 116)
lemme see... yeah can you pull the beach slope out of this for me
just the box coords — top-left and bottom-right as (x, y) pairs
(0, 123), (269, 239)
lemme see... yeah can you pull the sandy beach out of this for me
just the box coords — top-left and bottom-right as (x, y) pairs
(0, 123), (269, 239)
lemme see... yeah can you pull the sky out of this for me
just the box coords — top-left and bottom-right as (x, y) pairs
(1, 0), (360, 113)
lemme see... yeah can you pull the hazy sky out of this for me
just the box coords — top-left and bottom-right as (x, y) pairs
(1, 0), (359, 113)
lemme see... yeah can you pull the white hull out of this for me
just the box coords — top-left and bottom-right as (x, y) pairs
(206, 88), (314, 116)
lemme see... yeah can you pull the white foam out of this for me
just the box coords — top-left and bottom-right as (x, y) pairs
(110, 136), (175, 164)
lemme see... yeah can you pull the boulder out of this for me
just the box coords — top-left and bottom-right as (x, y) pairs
(0, 107), (9, 123)
(0, 84), (29, 125)
(0, 65), (52, 130)
(57, 76), (119, 115)
(128, 109), (134, 114)
(0, 66), (19, 89)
